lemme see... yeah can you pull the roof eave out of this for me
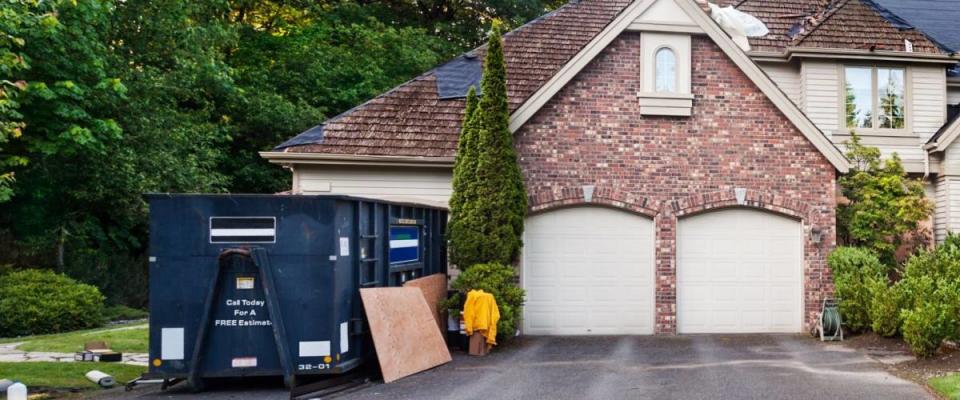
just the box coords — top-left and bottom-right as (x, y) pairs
(751, 48), (960, 64)
(259, 151), (455, 168)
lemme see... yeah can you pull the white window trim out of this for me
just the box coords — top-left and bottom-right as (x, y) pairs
(839, 64), (911, 136)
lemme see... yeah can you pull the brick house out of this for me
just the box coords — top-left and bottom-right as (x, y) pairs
(262, 0), (960, 335)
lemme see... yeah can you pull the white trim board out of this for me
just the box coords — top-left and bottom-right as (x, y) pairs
(506, 0), (850, 173)
(927, 117), (960, 153)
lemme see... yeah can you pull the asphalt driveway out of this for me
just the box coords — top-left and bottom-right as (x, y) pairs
(113, 334), (931, 400)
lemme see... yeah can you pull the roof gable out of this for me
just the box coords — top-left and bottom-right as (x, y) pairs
(509, 0), (850, 171)
(266, 0), (850, 172)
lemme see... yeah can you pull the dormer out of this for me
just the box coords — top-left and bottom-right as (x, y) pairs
(630, 0), (699, 116)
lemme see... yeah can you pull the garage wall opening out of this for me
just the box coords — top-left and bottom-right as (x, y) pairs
(521, 206), (655, 335)
(677, 208), (803, 334)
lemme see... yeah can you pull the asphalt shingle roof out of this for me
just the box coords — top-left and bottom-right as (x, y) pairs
(869, 0), (960, 53)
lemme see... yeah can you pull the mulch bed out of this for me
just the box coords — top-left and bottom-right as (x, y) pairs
(844, 332), (960, 399)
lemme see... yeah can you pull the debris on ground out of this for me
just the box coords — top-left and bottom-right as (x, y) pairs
(85, 370), (116, 388)
(360, 287), (451, 383)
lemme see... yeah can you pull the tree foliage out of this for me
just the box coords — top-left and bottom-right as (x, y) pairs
(448, 24), (527, 268)
(838, 132), (932, 265)
(448, 87), (482, 267)
(0, 0), (63, 202)
(0, 0), (560, 306)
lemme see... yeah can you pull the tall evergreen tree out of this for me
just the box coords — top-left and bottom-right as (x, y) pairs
(470, 23), (527, 266)
(448, 86), (482, 267)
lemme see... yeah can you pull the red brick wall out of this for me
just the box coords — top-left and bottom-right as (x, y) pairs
(516, 33), (837, 334)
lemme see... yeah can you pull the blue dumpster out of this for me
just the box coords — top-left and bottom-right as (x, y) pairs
(144, 194), (447, 389)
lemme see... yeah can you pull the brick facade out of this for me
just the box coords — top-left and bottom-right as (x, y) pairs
(516, 33), (837, 334)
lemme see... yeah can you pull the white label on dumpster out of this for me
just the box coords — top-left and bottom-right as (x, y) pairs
(232, 357), (257, 368)
(161, 328), (184, 360)
(339, 237), (350, 256)
(299, 341), (330, 357)
(340, 322), (349, 353)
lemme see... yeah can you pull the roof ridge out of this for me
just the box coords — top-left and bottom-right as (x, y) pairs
(791, 0), (851, 47)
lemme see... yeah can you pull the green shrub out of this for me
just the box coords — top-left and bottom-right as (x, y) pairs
(901, 301), (944, 357)
(868, 279), (902, 337)
(442, 263), (525, 343)
(828, 247), (885, 332)
(0, 269), (105, 337)
(103, 304), (148, 322)
(895, 234), (960, 357)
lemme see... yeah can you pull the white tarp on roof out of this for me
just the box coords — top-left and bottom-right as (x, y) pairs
(709, 3), (769, 51)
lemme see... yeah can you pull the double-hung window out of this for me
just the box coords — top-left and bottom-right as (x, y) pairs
(843, 65), (906, 130)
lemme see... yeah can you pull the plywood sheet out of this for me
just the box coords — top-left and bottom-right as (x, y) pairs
(360, 287), (452, 383)
(403, 274), (448, 335)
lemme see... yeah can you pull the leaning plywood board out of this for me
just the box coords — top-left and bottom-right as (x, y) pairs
(360, 287), (452, 383)
(403, 274), (448, 335)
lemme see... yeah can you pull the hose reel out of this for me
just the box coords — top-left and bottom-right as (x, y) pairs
(818, 298), (843, 341)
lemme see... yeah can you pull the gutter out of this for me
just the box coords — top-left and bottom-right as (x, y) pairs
(747, 48), (960, 64)
(259, 151), (455, 168)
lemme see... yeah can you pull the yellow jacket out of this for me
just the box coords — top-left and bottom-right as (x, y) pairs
(463, 289), (500, 345)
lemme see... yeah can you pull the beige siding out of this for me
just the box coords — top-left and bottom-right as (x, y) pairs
(759, 62), (802, 107)
(912, 65), (947, 143)
(934, 175), (960, 243)
(943, 140), (960, 176)
(934, 143), (960, 243)
(801, 61), (840, 137)
(295, 165), (453, 205)
(949, 86), (960, 105)
(936, 175), (949, 243)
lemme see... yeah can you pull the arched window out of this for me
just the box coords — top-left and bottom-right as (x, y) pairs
(655, 47), (677, 93)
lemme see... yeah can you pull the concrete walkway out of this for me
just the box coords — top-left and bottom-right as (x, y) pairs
(0, 323), (150, 366)
(0, 342), (148, 366)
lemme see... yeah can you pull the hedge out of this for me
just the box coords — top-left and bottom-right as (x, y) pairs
(0, 269), (105, 337)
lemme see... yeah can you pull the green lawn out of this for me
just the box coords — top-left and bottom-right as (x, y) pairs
(0, 362), (145, 389)
(0, 322), (148, 353)
(930, 374), (960, 400)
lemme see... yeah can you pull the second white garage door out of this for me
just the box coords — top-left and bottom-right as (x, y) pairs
(523, 207), (655, 335)
(677, 208), (803, 333)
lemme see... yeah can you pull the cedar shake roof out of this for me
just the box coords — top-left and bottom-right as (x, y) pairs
(273, 0), (948, 158)
(791, 0), (943, 54)
(731, 0), (825, 53)
(279, 0), (631, 157)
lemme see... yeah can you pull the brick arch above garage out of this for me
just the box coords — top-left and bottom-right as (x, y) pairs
(514, 33), (838, 334)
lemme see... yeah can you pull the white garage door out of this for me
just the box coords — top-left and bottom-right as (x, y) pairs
(677, 208), (802, 333)
(523, 207), (655, 335)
